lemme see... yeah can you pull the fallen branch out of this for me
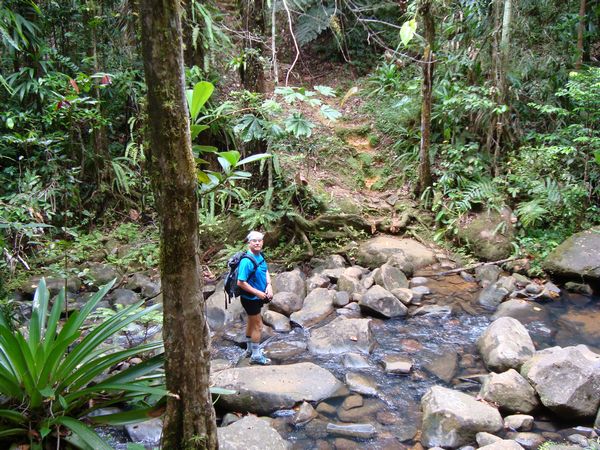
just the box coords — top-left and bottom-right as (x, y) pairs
(433, 257), (526, 276)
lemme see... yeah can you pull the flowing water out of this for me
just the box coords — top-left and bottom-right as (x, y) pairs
(210, 274), (600, 449)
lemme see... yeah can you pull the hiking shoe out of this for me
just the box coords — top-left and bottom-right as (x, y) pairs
(250, 354), (271, 365)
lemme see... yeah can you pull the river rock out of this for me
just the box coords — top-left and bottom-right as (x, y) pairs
(456, 209), (514, 261)
(205, 281), (244, 330)
(126, 418), (163, 448)
(309, 317), (374, 355)
(359, 285), (407, 318)
(345, 372), (378, 396)
(290, 288), (335, 328)
(491, 300), (548, 325)
(381, 355), (412, 374)
(272, 269), (306, 299)
(374, 263), (409, 291)
(410, 277), (429, 287)
(478, 281), (510, 310)
(421, 386), (503, 448)
(20, 275), (82, 296)
(211, 362), (344, 415)
(422, 349), (458, 383)
(87, 262), (120, 286)
(218, 415), (288, 450)
(293, 401), (318, 426)
(262, 310), (291, 332)
(306, 274), (330, 292)
(333, 291), (350, 307)
(479, 369), (540, 414)
(505, 432), (546, 449)
(337, 273), (362, 295)
(477, 432), (503, 446)
(391, 288), (413, 305)
(342, 352), (370, 369)
(356, 236), (436, 273)
(475, 265), (503, 285)
(125, 273), (160, 298)
(263, 340), (307, 360)
(478, 440), (525, 450)
(564, 282), (593, 296)
(108, 288), (140, 306)
(269, 291), (303, 316)
(477, 317), (536, 372)
(341, 395), (363, 410)
(504, 415), (534, 431)
(543, 226), (600, 286)
(326, 423), (377, 439)
(520, 345), (600, 418)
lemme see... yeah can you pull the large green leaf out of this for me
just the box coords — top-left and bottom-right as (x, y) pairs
(400, 19), (417, 46)
(237, 153), (271, 165)
(320, 105), (341, 121)
(233, 114), (265, 142)
(88, 404), (165, 426)
(51, 416), (112, 450)
(284, 113), (314, 138)
(188, 81), (214, 122)
(217, 151), (241, 172)
(191, 124), (209, 140)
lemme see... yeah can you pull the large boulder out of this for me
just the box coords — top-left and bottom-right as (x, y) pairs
(308, 317), (374, 355)
(359, 285), (408, 318)
(272, 269), (306, 299)
(356, 236), (436, 273)
(205, 281), (244, 330)
(217, 415), (289, 450)
(456, 209), (515, 261)
(477, 317), (535, 372)
(421, 386), (503, 448)
(289, 288), (335, 328)
(479, 369), (540, 414)
(543, 226), (600, 287)
(268, 291), (303, 316)
(211, 362), (344, 415)
(520, 345), (600, 418)
(374, 263), (409, 291)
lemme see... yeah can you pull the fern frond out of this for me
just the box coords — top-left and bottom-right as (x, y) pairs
(516, 199), (548, 228)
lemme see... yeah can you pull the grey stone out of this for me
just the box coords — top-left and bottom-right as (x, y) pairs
(126, 418), (163, 448)
(109, 288), (141, 306)
(333, 291), (350, 307)
(290, 288), (335, 328)
(390, 288), (413, 305)
(421, 386), (503, 448)
(477, 317), (536, 372)
(479, 369), (540, 414)
(218, 415), (288, 450)
(87, 262), (120, 286)
(269, 291), (304, 316)
(478, 282), (510, 310)
(410, 276), (429, 287)
(306, 274), (330, 292)
(272, 270), (306, 299)
(505, 432), (546, 450)
(504, 415), (534, 431)
(342, 353), (371, 369)
(359, 285), (407, 318)
(475, 265), (503, 284)
(564, 282), (593, 296)
(356, 236), (436, 273)
(211, 362), (344, 415)
(374, 263), (409, 291)
(326, 423), (377, 439)
(382, 355), (412, 374)
(478, 440), (525, 450)
(293, 401), (318, 426)
(262, 310), (291, 332)
(345, 372), (378, 396)
(309, 317), (374, 355)
(476, 432), (503, 446)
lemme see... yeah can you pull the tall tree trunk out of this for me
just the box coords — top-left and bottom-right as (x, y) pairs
(417, 0), (434, 196)
(139, 1), (218, 449)
(576, 0), (586, 69)
(239, 0), (266, 92)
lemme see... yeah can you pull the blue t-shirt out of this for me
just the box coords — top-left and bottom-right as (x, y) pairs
(237, 251), (268, 300)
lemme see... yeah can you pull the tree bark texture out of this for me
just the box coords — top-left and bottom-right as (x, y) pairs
(139, 1), (217, 449)
(576, 0), (587, 69)
(239, 0), (266, 92)
(418, 0), (434, 196)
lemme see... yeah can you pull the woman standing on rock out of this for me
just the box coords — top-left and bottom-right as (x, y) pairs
(237, 231), (273, 365)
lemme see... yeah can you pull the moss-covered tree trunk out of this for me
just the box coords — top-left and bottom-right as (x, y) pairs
(139, 1), (217, 449)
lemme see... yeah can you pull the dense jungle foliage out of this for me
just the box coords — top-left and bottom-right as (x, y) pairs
(1, 0), (599, 292)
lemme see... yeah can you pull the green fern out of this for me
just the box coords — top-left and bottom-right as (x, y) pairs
(516, 199), (548, 228)
(294, 4), (335, 46)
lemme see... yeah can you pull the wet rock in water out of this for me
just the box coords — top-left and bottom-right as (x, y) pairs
(410, 276), (429, 287)
(262, 310), (291, 332)
(341, 394), (363, 410)
(564, 282), (593, 296)
(478, 281), (510, 310)
(491, 300), (548, 325)
(211, 362), (343, 415)
(345, 372), (378, 396)
(504, 415), (534, 431)
(461, 271), (477, 283)
(512, 273), (531, 287)
(520, 344), (600, 419)
(359, 285), (407, 318)
(337, 398), (385, 423)
(477, 317), (536, 372)
(326, 422), (377, 439)
(525, 283), (543, 295)
(290, 288), (335, 328)
(87, 262), (121, 286)
(342, 352), (371, 369)
(334, 291), (350, 307)
(479, 369), (540, 414)
(422, 349), (458, 383)
(263, 340), (307, 360)
(381, 354), (412, 374)
(108, 288), (140, 306)
(475, 265), (503, 285)
(306, 274), (330, 292)
(421, 385), (503, 448)
(316, 402), (337, 417)
(337, 273), (363, 296)
(539, 282), (562, 300)
(543, 225), (600, 286)
(477, 432), (503, 446)
(505, 432), (546, 450)
(218, 415), (288, 450)
(478, 440), (526, 450)
(269, 291), (304, 316)
(374, 263), (409, 291)
(390, 287), (413, 305)
(309, 317), (374, 355)
(272, 269), (306, 299)
(293, 401), (318, 426)
(409, 305), (452, 317)
(126, 418), (163, 448)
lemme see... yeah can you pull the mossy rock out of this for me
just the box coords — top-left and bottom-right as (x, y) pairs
(456, 209), (515, 262)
